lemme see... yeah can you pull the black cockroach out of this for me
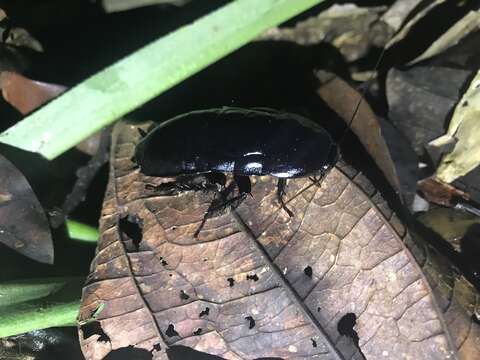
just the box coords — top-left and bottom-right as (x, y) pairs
(134, 107), (338, 235)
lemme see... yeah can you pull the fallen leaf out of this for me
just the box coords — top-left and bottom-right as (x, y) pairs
(78, 118), (480, 359)
(259, 4), (386, 62)
(409, 10), (480, 65)
(417, 177), (469, 207)
(435, 70), (480, 183)
(377, 0), (425, 33)
(0, 72), (67, 115)
(386, 66), (471, 155)
(315, 71), (413, 202)
(417, 207), (480, 253)
(0, 71), (101, 155)
(0, 153), (53, 264)
(385, 0), (446, 50)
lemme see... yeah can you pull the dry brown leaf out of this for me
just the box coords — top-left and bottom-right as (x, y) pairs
(0, 72), (66, 115)
(315, 71), (403, 198)
(0, 71), (102, 155)
(417, 177), (469, 207)
(0, 153), (53, 263)
(78, 119), (480, 359)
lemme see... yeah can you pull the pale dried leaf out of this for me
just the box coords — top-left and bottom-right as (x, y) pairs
(435, 70), (480, 183)
(386, 0), (446, 49)
(409, 10), (480, 65)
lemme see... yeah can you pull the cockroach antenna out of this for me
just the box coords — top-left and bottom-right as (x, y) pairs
(337, 45), (388, 148)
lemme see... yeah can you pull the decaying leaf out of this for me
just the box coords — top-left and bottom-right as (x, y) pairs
(385, 0), (446, 49)
(417, 177), (469, 207)
(259, 4), (386, 62)
(417, 207), (480, 253)
(386, 66), (471, 155)
(409, 10), (480, 65)
(0, 72), (67, 115)
(79, 119), (480, 359)
(0, 72), (101, 156)
(435, 70), (480, 183)
(377, 0), (424, 33)
(0, 153), (53, 264)
(315, 71), (407, 200)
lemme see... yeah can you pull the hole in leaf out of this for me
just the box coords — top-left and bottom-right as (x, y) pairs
(193, 328), (202, 336)
(152, 343), (161, 352)
(180, 290), (190, 300)
(304, 265), (313, 278)
(199, 307), (210, 317)
(227, 278), (235, 287)
(246, 274), (259, 281)
(311, 338), (317, 348)
(159, 256), (168, 266)
(119, 214), (143, 251)
(167, 345), (225, 360)
(472, 314), (480, 325)
(337, 313), (365, 359)
(103, 345), (152, 360)
(81, 321), (110, 343)
(166, 324), (179, 337)
(245, 316), (255, 329)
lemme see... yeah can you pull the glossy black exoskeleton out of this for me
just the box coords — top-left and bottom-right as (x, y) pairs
(135, 107), (338, 236)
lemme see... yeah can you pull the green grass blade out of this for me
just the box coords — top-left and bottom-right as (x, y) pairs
(0, 0), (324, 159)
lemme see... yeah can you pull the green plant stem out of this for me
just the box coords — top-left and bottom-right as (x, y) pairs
(0, 0), (324, 159)
(0, 277), (83, 337)
(0, 300), (80, 337)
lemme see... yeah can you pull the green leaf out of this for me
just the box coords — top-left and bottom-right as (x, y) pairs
(0, 0), (324, 159)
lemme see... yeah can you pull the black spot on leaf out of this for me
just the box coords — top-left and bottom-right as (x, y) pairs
(246, 274), (259, 281)
(166, 324), (179, 337)
(80, 321), (110, 343)
(152, 343), (161, 352)
(199, 307), (210, 317)
(245, 316), (255, 329)
(304, 265), (313, 278)
(227, 278), (235, 287)
(159, 256), (168, 266)
(119, 214), (143, 251)
(193, 328), (202, 335)
(317, 307), (321, 312)
(311, 338), (317, 347)
(180, 290), (190, 300)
